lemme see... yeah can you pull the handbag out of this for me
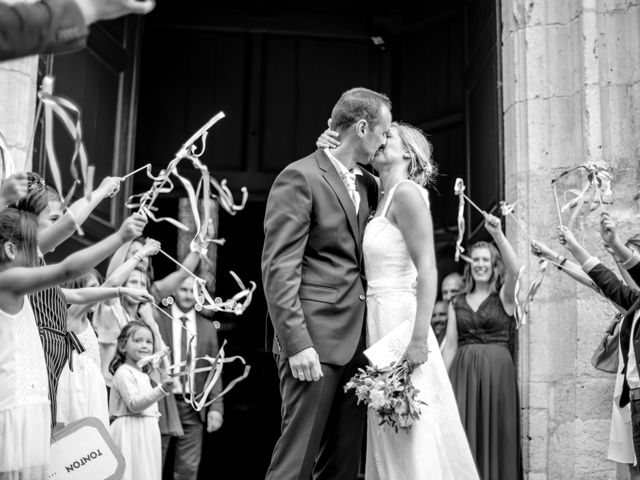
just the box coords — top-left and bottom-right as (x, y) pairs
(591, 313), (623, 374)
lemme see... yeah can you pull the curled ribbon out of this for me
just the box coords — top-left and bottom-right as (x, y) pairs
(0, 129), (15, 180)
(38, 76), (93, 207)
(551, 163), (612, 228)
(514, 259), (548, 328)
(454, 179), (466, 262)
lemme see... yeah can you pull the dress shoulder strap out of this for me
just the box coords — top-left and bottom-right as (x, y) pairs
(380, 180), (429, 217)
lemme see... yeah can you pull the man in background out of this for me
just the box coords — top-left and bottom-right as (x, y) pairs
(156, 277), (223, 480)
(441, 272), (464, 302)
(431, 300), (448, 346)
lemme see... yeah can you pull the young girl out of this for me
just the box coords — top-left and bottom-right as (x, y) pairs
(0, 208), (145, 478)
(15, 172), (123, 427)
(109, 321), (173, 480)
(56, 269), (153, 427)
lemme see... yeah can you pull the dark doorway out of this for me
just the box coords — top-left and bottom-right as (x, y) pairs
(132, 1), (503, 478)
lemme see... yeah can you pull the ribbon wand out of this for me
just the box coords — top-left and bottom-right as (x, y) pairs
(454, 178), (485, 216)
(120, 163), (152, 181)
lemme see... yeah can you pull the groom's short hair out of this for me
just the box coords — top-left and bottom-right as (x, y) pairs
(330, 87), (391, 132)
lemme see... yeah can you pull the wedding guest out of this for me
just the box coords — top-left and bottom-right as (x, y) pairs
(56, 269), (153, 428)
(15, 173), (124, 427)
(109, 321), (173, 480)
(431, 300), (448, 346)
(441, 272), (464, 302)
(442, 214), (523, 480)
(0, 0), (155, 61)
(0, 208), (145, 478)
(558, 215), (640, 477)
(157, 277), (224, 480)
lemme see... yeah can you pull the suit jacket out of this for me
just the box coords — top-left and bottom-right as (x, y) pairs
(262, 149), (378, 366)
(0, 0), (88, 61)
(587, 261), (640, 407)
(155, 307), (224, 421)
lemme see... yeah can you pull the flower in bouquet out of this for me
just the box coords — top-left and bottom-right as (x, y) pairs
(344, 359), (426, 433)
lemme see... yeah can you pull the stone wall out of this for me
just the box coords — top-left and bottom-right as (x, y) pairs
(0, 0), (39, 172)
(502, 1), (640, 479)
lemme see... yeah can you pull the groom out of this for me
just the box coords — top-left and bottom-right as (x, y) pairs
(262, 87), (392, 480)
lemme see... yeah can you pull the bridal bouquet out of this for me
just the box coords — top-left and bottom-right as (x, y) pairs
(344, 360), (426, 433)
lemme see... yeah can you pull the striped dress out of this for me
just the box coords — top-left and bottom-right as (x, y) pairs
(31, 284), (73, 428)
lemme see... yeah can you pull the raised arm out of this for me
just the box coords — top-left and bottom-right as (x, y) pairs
(484, 213), (520, 314)
(62, 286), (153, 305)
(531, 240), (601, 291)
(0, 213), (146, 297)
(153, 250), (201, 300)
(392, 183), (437, 370)
(0, 173), (29, 211)
(559, 226), (638, 310)
(599, 212), (640, 286)
(442, 302), (459, 371)
(39, 177), (121, 254)
(101, 238), (160, 306)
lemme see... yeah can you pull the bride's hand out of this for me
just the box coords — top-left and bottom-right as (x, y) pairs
(404, 339), (429, 371)
(315, 118), (340, 149)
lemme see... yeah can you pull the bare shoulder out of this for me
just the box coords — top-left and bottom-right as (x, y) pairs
(393, 181), (428, 210)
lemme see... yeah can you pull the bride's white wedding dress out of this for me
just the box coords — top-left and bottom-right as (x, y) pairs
(363, 180), (479, 480)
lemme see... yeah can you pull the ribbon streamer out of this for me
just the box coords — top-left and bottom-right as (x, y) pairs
(177, 340), (251, 412)
(551, 163), (612, 229)
(499, 200), (535, 243)
(514, 259), (548, 328)
(0, 130), (15, 180)
(454, 178), (486, 262)
(454, 179), (466, 262)
(38, 76), (93, 205)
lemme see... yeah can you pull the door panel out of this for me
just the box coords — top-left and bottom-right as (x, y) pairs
(34, 19), (141, 262)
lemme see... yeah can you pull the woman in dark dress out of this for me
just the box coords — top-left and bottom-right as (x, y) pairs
(442, 213), (523, 480)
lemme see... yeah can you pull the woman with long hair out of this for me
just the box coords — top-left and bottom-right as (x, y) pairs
(442, 220), (522, 480)
(317, 121), (478, 479)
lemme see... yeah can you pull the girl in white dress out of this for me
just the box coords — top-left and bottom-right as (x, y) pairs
(0, 208), (146, 479)
(56, 269), (153, 427)
(109, 321), (173, 480)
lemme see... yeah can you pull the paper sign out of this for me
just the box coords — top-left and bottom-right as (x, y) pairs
(364, 320), (412, 368)
(49, 417), (125, 480)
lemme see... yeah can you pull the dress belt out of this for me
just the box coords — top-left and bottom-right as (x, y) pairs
(39, 325), (85, 371)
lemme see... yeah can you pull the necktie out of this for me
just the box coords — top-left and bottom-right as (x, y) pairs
(180, 316), (189, 365)
(343, 170), (360, 214)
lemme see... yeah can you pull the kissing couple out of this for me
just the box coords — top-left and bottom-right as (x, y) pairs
(262, 87), (479, 479)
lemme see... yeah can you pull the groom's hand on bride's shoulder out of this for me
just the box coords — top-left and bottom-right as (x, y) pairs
(289, 347), (324, 382)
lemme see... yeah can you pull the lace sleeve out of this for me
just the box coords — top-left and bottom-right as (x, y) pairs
(113, 366), (166, 414)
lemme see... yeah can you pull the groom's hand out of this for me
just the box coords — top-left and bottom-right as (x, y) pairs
(289, 347), (323, 382)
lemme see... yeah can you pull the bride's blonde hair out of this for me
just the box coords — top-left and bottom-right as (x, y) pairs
(393, 122), (437, 187)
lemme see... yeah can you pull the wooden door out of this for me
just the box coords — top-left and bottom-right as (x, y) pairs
(464, 0), (503, 241)
(33, 18), (142, 263)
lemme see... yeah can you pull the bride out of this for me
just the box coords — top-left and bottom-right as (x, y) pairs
(319, 123), (478, 479)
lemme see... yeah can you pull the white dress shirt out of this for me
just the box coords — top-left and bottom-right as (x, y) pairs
(324, 148), (362, 214)
(171, 304), (197, 394)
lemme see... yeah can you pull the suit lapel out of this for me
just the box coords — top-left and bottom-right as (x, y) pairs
(356, 175), (369, 238)
(316, 150), (360, 255)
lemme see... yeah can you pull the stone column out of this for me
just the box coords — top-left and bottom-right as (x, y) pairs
(0, 0), (39, 172)
(502, 1), (640, 479)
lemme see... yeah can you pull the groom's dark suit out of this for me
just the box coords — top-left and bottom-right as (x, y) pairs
(262, 149), (378, 480)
